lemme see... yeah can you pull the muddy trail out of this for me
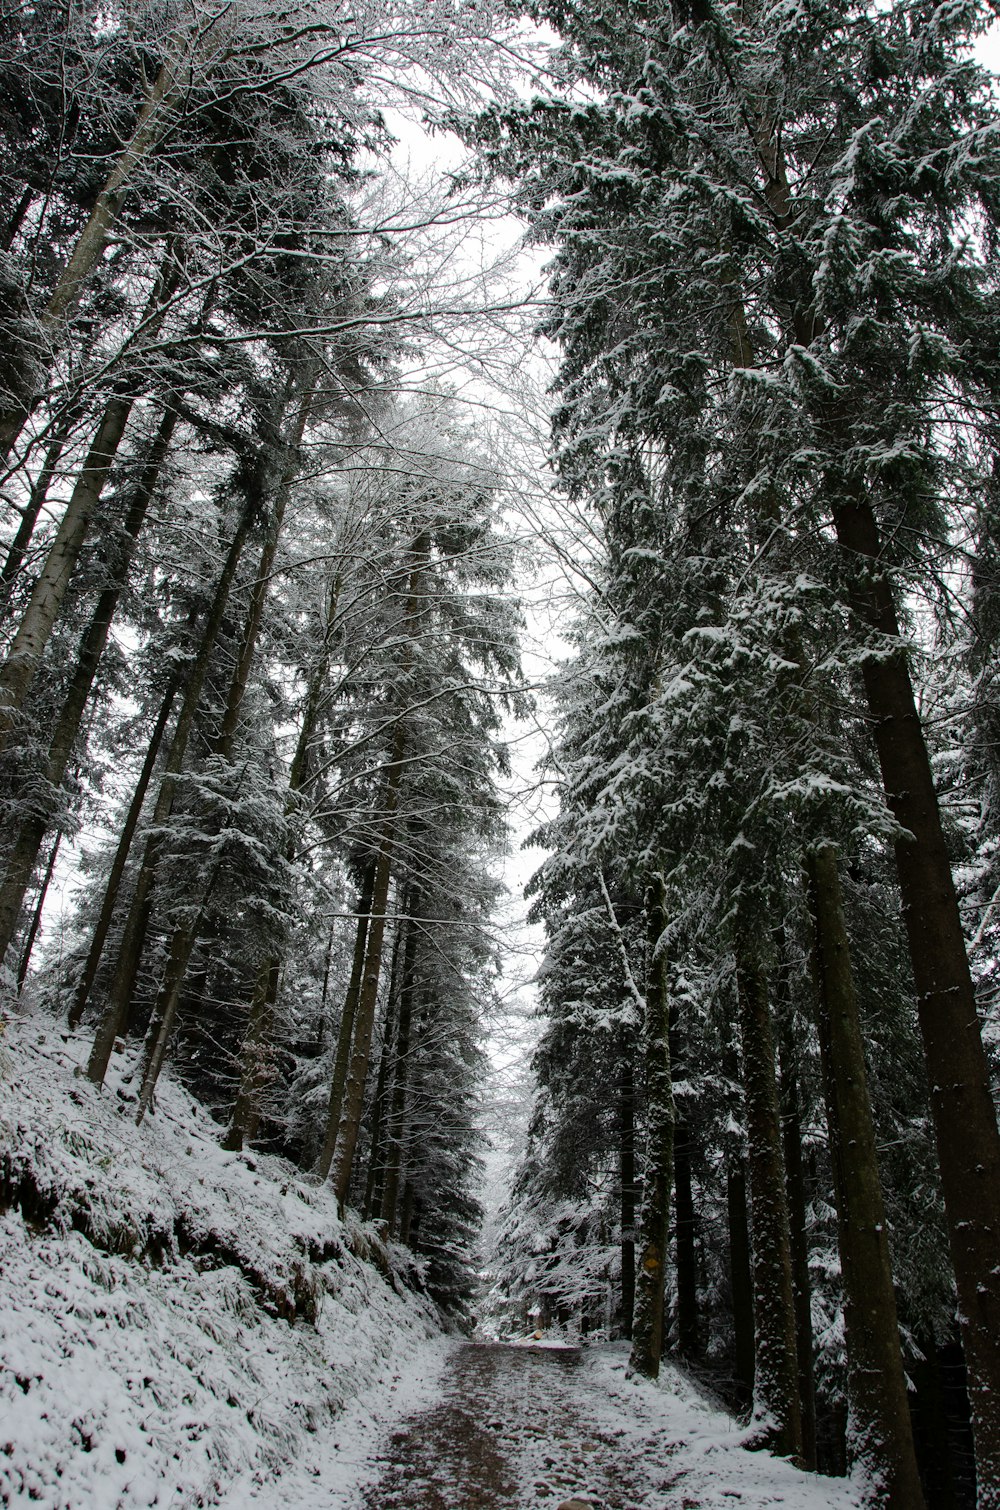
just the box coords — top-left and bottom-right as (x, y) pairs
(358, 1342), (685, 1510)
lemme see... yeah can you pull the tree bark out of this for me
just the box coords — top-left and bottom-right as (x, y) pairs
(670, 1013), (699, 1359)
(0, 55), (183, 459)
(67, 675), (178, 1030)
(85, 486), (261, 1084)
(776, 1025), (817, 1471)
(831, 482), (1000, 1503)
(619, 1046), (637, 1342)
(223, 956), (281, 1152)
(15, 831), (60, 989)
(224, 567), (343, 1150)
(211, 371), (316, 760)
(0, 402), (82, 608)
(380, 899), (420, 1233)
(0, 252), (181, 748)
(728, 1158), (756, 1404)
(363, 921), (405, 1220)
(735, 943), (803, 1460)
(324, 534), (428, 1203)
(806, 841), (926, 1507)
(330, 754), (403, 1207)
(629, 875), (674, 1378)
(0, 395), (133, 750)
(315, 859), (376, 1179)
(773, 938), (818, 1471)
(0, 401), (181, 963)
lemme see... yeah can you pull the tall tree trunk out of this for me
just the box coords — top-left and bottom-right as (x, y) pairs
(362, 922), (405, 1220)
(670, 1013), (699, 1359)
(806, 841), (926, 1507)
(0, 56), (184, 459)
(211, 370), (316, 760)
(380, 899), (420, 1232)
(223, 956), (281, 1152)
(0, 402), (82, 607)
(0, 395), (133, 748)
(831, 481), (1000, 1503)
(133, 915), (200, 1123)
(323, 533), (428, 1201)
(67, 675), (178, 1030)
(630, 875), (674, 1378)
(619, 1047), (636, 1342)
(133, 786), (240, 1122)
(728, 1158), (755, 1405)
(735, 942), (803, 1460)
(224, 565), (341, 1151)
(330, 749), (404, 1207)
(773, 936), (818, 1470)
(0, 253), (181, 747)
(123, 420), (307, 1103)
(0, 402), (181, 963)
(776, 1025), (817, 1471)
(15, 830), (60, 988)
(2, 185), (32, 253)
(315, 860), (376, 1179)
(85, 486), (261, 1084)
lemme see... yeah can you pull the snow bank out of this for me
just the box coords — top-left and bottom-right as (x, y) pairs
(585, 1345), (860, 1509)
(0, 1005), (440, 1509)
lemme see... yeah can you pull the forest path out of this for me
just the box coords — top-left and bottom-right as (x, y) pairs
(356, 1341), (678, 1509)
(230, 1336), (857, 1509)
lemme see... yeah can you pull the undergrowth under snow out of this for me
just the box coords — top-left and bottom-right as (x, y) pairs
(0, 1003), (441, 1509)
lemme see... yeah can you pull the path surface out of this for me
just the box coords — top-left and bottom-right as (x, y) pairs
(358, 1342), (666, 1509)
(229, 1338), (859, 1509)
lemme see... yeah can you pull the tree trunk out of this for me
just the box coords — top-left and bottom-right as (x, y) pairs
(223, 956), (281, 1152)
(831, 483), (1000, 1504)
(211, 370), (316, 760)
(380, 899), (420, 1233)
(324, 535), (428, 1202)
(0, 402), (181, 963)
(773, 938), (818, 1471)
(0, 57), (183, 459)
(331, 767), (402, 1207)
(0, 253), (181, 747)
(776, 1024), (817, 1471)
(735, 943), (803, 1460)
(0, 395), (133, 749)
(133, 915), (200, 1122)
(315, 859), (376, 1179)
(67, 675), (178, 1030)
(15, 831), (60, 989)
(363, 930), (403, 1220)
(629, 875), (674, 1378)
(806, 841), (926, 1507)
(619, 1046), (637, 1342)
(728, 1158), (755, 1405)
(85, 487), (261, 1084)
(224, 567), (342, 1149)
(0, 402), (82, 607)
(670, 1014), (699, 1359)
(134, 801), (236, 1122)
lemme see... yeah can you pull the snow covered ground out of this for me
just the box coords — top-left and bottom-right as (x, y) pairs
(0, 1004), (440, 1508)
(0, 1004), (860, 1510)
(225, 1340), (862, 1510)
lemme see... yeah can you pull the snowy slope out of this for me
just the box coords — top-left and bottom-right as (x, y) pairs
(0, 1004), (441, 1509)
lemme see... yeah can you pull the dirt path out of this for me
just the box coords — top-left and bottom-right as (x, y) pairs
(358, 1341), (673, 1510)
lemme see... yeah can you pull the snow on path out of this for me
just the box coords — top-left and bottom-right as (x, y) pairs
(232, 1340), (860, 1510)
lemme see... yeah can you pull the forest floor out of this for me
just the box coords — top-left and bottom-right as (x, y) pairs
(229, 1338), (861, 1510)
